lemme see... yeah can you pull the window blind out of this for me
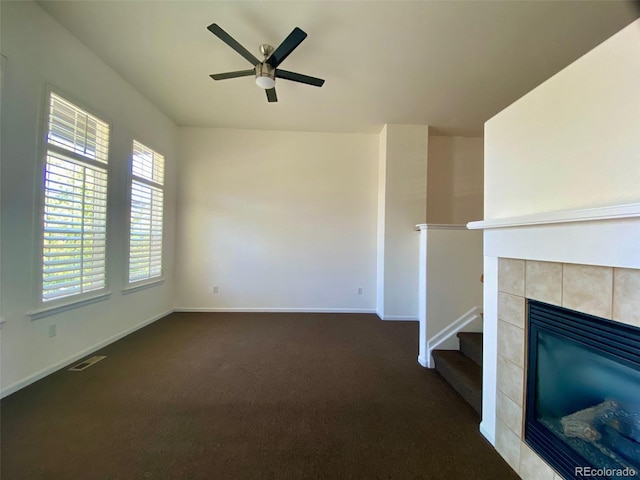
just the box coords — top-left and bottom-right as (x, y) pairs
(128, 141), (164, 283)
(42, 94), (110, 302)
(48, 93), (109, 163)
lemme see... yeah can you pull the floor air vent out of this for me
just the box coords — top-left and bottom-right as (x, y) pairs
(68, 355), (107, 371)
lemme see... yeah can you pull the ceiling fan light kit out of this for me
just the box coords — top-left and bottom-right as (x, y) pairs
(255, 62), (275, 89)
(207, 23), (325, 103)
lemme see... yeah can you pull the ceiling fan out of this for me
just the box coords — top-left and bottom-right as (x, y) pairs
(207, 23), (325, 103)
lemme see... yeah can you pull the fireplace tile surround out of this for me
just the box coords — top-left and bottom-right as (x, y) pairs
(494, 258), (640, 479)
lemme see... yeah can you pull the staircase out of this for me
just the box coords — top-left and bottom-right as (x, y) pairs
(432, 332), (483, 414)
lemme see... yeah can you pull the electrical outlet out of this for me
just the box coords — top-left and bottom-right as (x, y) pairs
(357, 287), (363, 295)
(212, 286), (219, 294)
(49, 324), (57, 337)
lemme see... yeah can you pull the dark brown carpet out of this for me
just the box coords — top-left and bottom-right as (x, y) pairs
(1, 312), (518, 480)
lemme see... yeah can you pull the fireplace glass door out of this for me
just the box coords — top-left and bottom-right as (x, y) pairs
(525, 300), (640, 480)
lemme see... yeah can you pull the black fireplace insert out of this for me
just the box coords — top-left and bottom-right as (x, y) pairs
(525, 300), (640, 480)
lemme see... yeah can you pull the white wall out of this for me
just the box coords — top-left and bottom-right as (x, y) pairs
(377, 125), (428, 320)
(427, 136), (484, 224)
(479, 18), (640, 444)
(484, 19), (640, 220)
(0, 2), (179, 395)
(174, 128), (378, 312)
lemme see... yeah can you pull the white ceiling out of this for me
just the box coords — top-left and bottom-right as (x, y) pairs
(37, 1), (639, 135)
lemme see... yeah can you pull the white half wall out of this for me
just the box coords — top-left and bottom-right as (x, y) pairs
(174, 128), (378, 311)
(377, 125), (428, 320)
(0, 2), (178, 395)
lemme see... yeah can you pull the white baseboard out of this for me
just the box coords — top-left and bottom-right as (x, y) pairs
(375, 309), (418, 322)
(173, 307), (377, 314)
(0, 309), (173, 399)
(379, 315), (419, 321)
(480, 420), (496, 446)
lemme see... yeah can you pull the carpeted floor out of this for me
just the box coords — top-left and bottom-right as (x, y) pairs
(1, 312), (519, 479)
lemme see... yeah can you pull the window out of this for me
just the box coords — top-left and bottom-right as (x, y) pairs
(42, 93), (110, 302)
(128, 140), (164, 283)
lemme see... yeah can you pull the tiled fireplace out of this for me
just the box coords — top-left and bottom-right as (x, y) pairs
(468, 15), (640, 480)
(494, 258), (640, 479)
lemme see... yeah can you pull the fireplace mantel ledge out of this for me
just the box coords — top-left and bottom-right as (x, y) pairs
(467, 202), (640, 230)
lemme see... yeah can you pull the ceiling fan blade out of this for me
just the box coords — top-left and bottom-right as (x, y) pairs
(207, 23), (260, 66)
(276, 69), (325, 87)
(266, 27), (307, 68)
(210, 70), (255, 81)
(266, 88), (278, 103)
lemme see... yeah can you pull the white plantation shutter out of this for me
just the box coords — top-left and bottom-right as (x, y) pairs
(48, 94), (109, 163)
(128, 141), (164, 283)
(132, 140), (164, 184)
(42, 93), (110, 302)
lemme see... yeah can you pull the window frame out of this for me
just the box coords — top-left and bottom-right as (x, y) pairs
(124, 138), (165, 290)
(30, 87), (113, 319)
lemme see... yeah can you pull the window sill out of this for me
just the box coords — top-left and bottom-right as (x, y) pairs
(29, 291), (112, 321)
(122, 278), (164, 295)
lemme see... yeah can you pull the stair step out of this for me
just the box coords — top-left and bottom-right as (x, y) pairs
(432, 349), (482, 414)
(457, 332), (483, 367)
